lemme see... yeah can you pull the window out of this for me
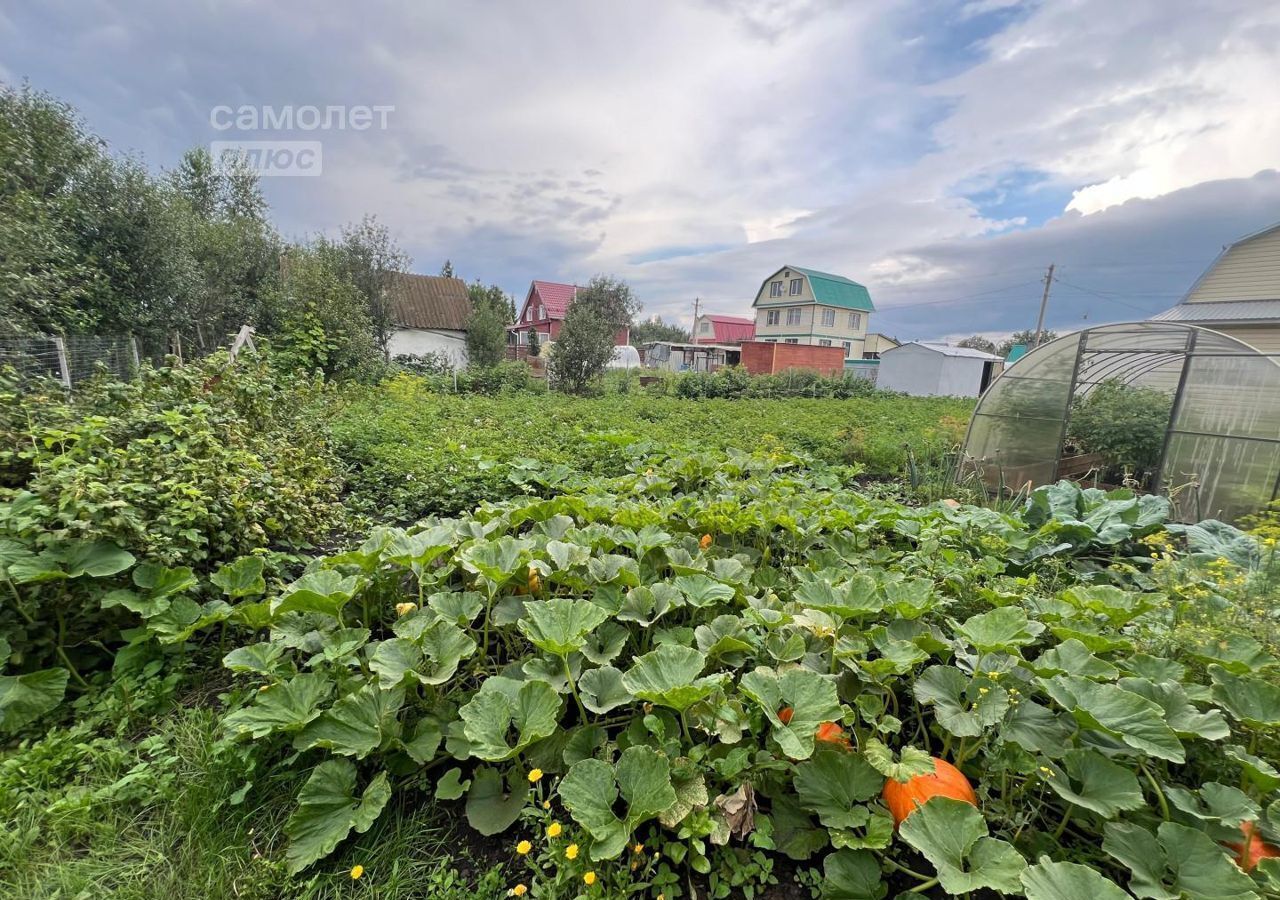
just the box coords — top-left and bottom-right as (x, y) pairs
(765, 310), (780, 325)
(848, 312), (861, 330)
(821, 309), (836, 327)
(784, 338), (799, 344)
(842, 341), (852, 357)
(818, 339), (832, 347)
(789, 278), (803, 295)
(765, 338), (777, 343)
(700, 320), (711, 333)
(538, 304), (545, 320)
(786, 308), (802, 325)
(770, 281), (783, 297)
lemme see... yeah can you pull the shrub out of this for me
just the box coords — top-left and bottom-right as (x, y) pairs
(1067, 379), (1173, 479)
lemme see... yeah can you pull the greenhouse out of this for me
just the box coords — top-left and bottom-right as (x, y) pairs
(961, 321), (1280, 523)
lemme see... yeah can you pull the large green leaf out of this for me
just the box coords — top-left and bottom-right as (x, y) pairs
(578, 665), (633, 714)
(464, 767), (528, 835)
(425, 590), (485, 627)
(558, 746), (677, 860)
(794, 750), (882, 829)
(1209, 665), (1280, 727)
(223, 673), (332, 739)
(672, 573), (735, 608)
(1189, 635), (1276, 675)
(956, 606), (1044, 652)
(272, 571), (361, 620)
(863, 739), (935, 782)
(459, 536), (530, 586)
(58, 541), (137, 578)
(284, 759), (390, 873)
(459, 677), (561, 761)
(367, 638), (423, 687)
(1021, 858), (1132, 900)
(1045, 675), (1184, 762)
(1165, 782), (1259, 828)
(210, 556), (266, 599)
(417, 619), (477, 685)
(795, 573), (882, 620)
(293, 682), (404, 758)
(622, 645), (724, 712)
(1032, 639), (1119, 679)
(822, 849), (886, 899)
(1000, 698), (1076, 755)
(898, 797), (1026, 895)
(517, 598), (609, 656)
(0, 667), (69, 732)
(1103, 820), (1259, 900)
(1045, 749), (1145, 818)
(1119, 677), (1230, 741)
(914, 665), (1008, 737)
(739, 666), (843, 760)
(222, 642), (286, 676)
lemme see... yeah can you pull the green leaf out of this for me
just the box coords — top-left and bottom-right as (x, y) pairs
(417, 619), (476, 685)
(222, 642), (286, 676)
(795, 573), (882, 620)
(293, 682), (404, 758)
(223, 673), (332, 739)
(822, 849), (886, 899)
(673, 574), (735, 608)
(56, 541), (136, 578)
(402, 717), (442, 764)
(465, 767), (528, 835)
(272, 570), (361, 620)
(210, 556), (266, 599)
(460, 677), (562, 761)
(616, 585), (676, 627)
(794, 750), (883, 829)
(1189, 635), (1276, 674)
(517, 598), (609, 656)
(739, 666), (843, 760)
(558, 745), (677, 860)
(1021, 857), (1132, 900)
(0, 667), (69, 732)
(1118, 677), (1230, 741)
(1032, 639), (1119, 679)
(132, 562), (198, 598)
(914, 665), (1008, 737)
(460, 536), (530, 586)
(1226, 745), (1280, 792)
(1104, 820), (1259, 900)
(1044, 749), (1145, 818)
(1165, 782), (1259, 828)
(956, 606), (1044, 652)
(1046, 675), (1184, 762)
(1000, 699), (1076, 755)
(659, 767), (709, 828)
(284, 759), (390, 873)
(578, 665), (633, 715)
(436, 767), (470, 801)
(368, 638), (423, 687)
(622, 645), (724, 713)
(863, 739), (936, 783)
(425, 590), (485, 627)
(581, 621), (629, 665)
(898, 797), (1026, 895)
(1209, 665), (1280, 727)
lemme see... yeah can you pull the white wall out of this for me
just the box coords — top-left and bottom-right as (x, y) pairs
(388, 328), (469, 368)
(936, 355), (988, 397)
(878, 345), (992, 397)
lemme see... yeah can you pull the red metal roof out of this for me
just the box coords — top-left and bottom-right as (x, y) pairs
(696, 314), (756, 344)
(528, 280), (578, 320)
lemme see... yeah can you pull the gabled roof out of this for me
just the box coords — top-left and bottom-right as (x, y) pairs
(893, 341), (1002, 360)
(755, 265), (875, 311)
(390, 273), (471, 331)
(697, 315), (756, 344)
(1171, 220), (1280, 307)
(1151, 299), (1280, 324)
(525, 280), (579, 320)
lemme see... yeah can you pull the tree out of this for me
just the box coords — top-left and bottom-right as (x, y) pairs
(998, 329), (1056, 357)
(465, 280), (510, 368)
(631, 315), (690, 345)
(326, 215), (411, 359)
(527, 328), (541, 357)
(440, 259), (455, 278)
(957, 335), (997, 355)
(548, 275), (639, 393)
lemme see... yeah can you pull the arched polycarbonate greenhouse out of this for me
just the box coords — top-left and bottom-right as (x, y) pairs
(961, 322), (1280, 523)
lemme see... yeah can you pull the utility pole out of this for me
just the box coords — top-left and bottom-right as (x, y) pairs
(1032, 263), (1055, 349)
(692, 296), (701, 340)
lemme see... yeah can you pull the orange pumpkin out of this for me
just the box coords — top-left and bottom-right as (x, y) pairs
(815, 722), (850, 747)
(1227, 822), (1280, 872)
(778, 706), (794, 725)
(882, 757), (977, 826)
(699, 534), (713, 550)
(527, 565), (540, 593)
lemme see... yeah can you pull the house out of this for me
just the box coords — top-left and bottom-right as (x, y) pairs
(1150, 221), (1280, 354)
(508, 280), (630, 348)
(877, 342), (1002, 397)
(693, 314), (756, 345)
(386, 273), (471, 366)
(739, 341), (847, 376)
(644, 341), (741, 372)
(751, 266), (874, 359)
(862, 332), (899, 360)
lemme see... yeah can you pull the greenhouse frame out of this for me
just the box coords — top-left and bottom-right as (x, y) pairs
(960, 322), (1280, 523)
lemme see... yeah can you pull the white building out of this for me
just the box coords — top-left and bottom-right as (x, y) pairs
(877, 342), (1003, 397)
(386, 273), (471, 366)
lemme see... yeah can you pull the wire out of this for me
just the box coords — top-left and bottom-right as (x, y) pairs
(1053, 278), (1174, 314)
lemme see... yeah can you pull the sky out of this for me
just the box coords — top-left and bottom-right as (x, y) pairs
(3, 0), (1279, 340)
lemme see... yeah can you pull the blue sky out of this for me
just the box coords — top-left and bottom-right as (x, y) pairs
(2, 0), (1278, 341)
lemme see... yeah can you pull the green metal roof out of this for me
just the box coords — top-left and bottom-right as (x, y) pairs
(792, 266), (875, 311)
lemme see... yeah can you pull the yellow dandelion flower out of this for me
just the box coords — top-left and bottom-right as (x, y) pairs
(547, 822), (563, 838)
(542, 799), (551, 810)
(584, 871), (597, 886)
(528, 768), (544, 783)
(516, 840), (532, 856)
(350, 864), (365, 880)
(510, 885), (528, 897)
(633, 843), (644, 854)
(566, 843), (580, 860)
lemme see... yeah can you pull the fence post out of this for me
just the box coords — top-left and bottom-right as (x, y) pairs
(52, 336), (73, 390)
(129, 335), (141, 371)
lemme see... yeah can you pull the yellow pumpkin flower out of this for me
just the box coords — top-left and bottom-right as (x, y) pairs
(516, 840), (532, 856)
(349, 864), (364, 880)
(566, 843), (579, 860)
(547, 822), (562, 838)
(633, 843), (644, 854)
(510, 885), (528, 897)
(584, 871), (597, 886)
(700, 534), (713, 550)
(528, 768), (544, 783)
(395, 601), (417, 617)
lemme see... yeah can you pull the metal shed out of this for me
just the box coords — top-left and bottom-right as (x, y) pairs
(877, 342), (1003, 397)
(961, 321), (1280, 523)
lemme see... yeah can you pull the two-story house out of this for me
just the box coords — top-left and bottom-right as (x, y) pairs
(751, 266), (874, 359)
(508, 280), (630, 348)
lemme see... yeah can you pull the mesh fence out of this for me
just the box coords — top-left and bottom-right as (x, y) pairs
(0, 333), (139, 389)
